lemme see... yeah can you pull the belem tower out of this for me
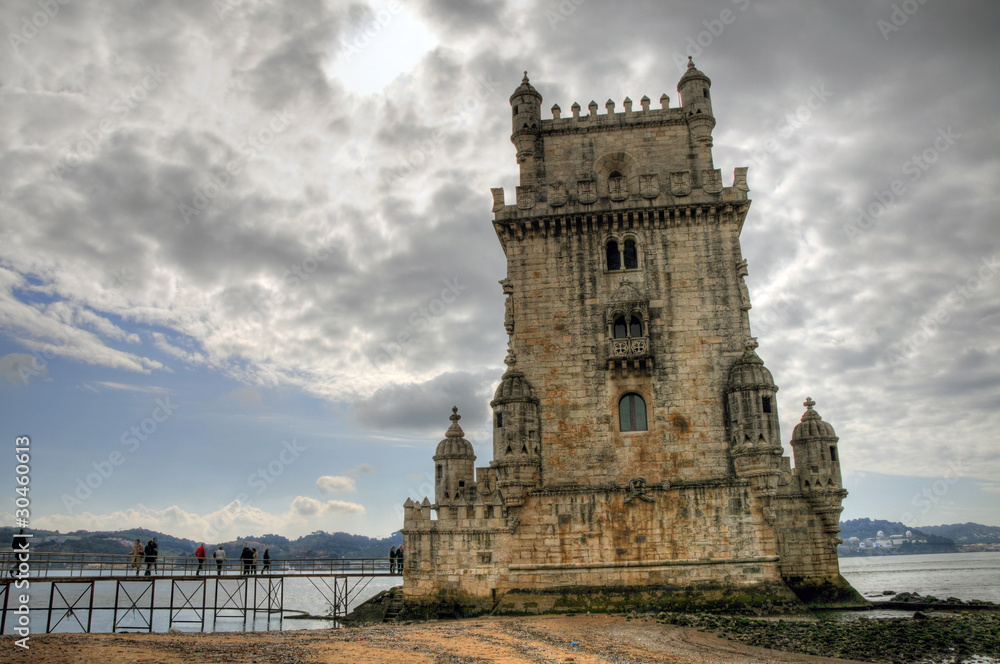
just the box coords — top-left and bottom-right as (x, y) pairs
(401, 60), (863, 615)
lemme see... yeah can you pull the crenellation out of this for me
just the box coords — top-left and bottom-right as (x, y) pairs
(401, 62), (858, 616)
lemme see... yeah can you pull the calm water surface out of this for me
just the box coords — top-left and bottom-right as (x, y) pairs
(839, 551), (1000, 603)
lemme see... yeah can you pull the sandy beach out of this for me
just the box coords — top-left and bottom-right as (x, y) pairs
(6, 614), (868, 664)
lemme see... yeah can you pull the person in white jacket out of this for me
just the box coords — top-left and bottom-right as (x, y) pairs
(213, 545), (226, 574)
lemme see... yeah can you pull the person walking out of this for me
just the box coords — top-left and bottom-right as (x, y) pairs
(252, 548), (259, 574)
(262, 549), (271, 574)
(397, 544), (404, 573)
(151, 537), (159, 574)
(195, 543), (206, 576)
(240, 545), (252, 576)
(389, 546), (397, 574)
(213, 545), (226, 574)
(143, 540), (155, 576)
(130, 538), (144, 575)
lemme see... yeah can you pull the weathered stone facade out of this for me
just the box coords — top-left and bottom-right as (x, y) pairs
(402, 61), (860, 614)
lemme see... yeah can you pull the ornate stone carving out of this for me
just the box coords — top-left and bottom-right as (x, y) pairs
(500, 279), (514, 335)
(670, 171), (692, 196)
(703, 168), (722, 194)
(639, 174), (659, 199)
(491, 187), (505, 212)
(548, 181), (567, 207)
(734, 166), (749, 191)
(516, 185), (535, 209)
(577, 179), (597, 205)
(625, 478), (655, 504)
(608, 173), (627, 201)
(737, 259), (751, 311)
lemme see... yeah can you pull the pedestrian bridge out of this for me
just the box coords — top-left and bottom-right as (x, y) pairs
(1, 551), (401, 634)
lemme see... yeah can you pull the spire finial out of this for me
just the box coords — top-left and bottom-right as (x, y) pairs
(804, 397), (815, 410)
(445, 406), (465, 438)
(522, 71), (529, 83)
(687, 56), (695, 69)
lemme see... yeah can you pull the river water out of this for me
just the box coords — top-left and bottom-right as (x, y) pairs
(839, 551), (1000, 603)
(7, 552), (998, 634)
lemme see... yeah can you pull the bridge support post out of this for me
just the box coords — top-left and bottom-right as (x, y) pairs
(113, 579), (156, 633)
(46, 580), (95, 633)
(169, 579), (207, 632)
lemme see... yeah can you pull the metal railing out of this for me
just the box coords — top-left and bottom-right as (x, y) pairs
(0, 551), (401, 579)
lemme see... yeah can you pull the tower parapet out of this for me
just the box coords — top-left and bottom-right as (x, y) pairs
(493, 60), (744, 221)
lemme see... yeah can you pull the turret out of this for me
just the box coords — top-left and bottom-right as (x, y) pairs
(433, 407), (476, 508)
(490, 355), (541, 507)
(727, 338), (783, 522)
(726, 339), (781, 449)
(791, 397), (848, 539)
(677, 57), (716, 176)
(510, 71), (543, 189)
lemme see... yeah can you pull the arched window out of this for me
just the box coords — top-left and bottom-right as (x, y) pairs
(629, 315), (642, 338)
(623, 239), (637, 269)
(619, 393), (647, 432)
(606, 240), (621, 271)
(614, 316), (627, 339)
(613, 315), (643, 339)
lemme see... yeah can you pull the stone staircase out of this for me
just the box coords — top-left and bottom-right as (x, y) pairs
(382, 587), (405, 623)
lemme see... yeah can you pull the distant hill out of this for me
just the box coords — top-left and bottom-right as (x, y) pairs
(0, 526), (402, 560)
(838, 518), (958, 556)
(918, 522), (1000, 545)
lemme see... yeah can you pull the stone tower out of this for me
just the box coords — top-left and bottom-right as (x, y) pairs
(402, 61), (861, 614)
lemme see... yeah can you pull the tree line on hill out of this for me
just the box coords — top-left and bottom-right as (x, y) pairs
(0, 526), (402, 559)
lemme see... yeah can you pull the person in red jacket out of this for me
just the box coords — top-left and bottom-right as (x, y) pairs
(195, 543), (206, 576)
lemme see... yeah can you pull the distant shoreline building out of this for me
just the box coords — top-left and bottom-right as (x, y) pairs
(402, 61), (862, 614)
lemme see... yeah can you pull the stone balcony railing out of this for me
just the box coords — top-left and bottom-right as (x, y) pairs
(609, 336), (649, 359)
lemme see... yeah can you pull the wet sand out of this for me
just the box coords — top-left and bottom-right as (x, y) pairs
(6, 614), (868, 663)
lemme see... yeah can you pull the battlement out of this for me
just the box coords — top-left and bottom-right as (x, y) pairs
(545, 93), (680, 128)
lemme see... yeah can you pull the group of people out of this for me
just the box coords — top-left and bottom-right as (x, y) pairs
(388, 544), (404, 574)
(127, 540), (270, 575)
(129, 538), (159, 576)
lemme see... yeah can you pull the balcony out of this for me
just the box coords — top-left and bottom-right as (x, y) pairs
(609, 336), (649, 358)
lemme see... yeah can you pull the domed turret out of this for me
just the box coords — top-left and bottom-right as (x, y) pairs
(433, 407), (476, 506)
(791, 397), (847, 536)
(791, 397), (838, 442)
(726, 339), (781, 449)
(677, 56), (713, 118)
(489, 354), (541, 507)
(677, 57), (716, 169)
(490, 354), (540, 461)
(510, 71), (542, 165)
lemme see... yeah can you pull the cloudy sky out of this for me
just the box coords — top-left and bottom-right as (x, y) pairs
(1, 0), (998, 544)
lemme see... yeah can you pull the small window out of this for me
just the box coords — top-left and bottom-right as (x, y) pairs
(513, 105), (519, 116)
(458, 480), (465, 488)
(606, 240), (621, 271)
(629, 316), (642, 338)
(703, 88), (709, 98)
(829, 446), (838, 463)
(761, 396), (772, 414)
(623, 239), (637, 269)
(496, 412), (503, 428)
(436, 464), (442, 480)
(614, 316), (628, 339)
(619, 393), (648, 432)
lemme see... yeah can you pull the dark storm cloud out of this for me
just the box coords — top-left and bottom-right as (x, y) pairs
(352, 368), (497, 434)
